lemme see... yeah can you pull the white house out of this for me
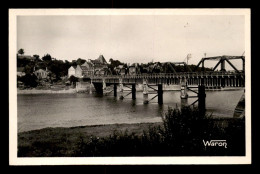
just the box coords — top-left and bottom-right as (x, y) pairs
(68, 66), (77, 77)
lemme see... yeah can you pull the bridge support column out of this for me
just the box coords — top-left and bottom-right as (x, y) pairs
(180, 79), (188, 99)
(143, 79), (149, 104)
(241, 77), (245, 87)
(89, 81), (93, 94)
(238, 77), (242, 87)
(198, 85), (206, 115)
(221, 77), (225, 87)
(102, 79), (106, 90)
(113, 84), (117, 97)
(226, 78), (229, 87)
(132, 84), (136, 100)
(93, 83), (103, 95)
(119, 78), (124, 99)
(158, 84), (163, 104)
(230, 78), (234, 87)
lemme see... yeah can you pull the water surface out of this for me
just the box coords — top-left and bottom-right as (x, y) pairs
(18, 90), (244, 132)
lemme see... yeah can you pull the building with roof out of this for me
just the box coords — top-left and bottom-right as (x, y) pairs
(89, 55), (108, 73)
(34, 67), (50, 79)
(75, 61), (95, 78)
(68, 66), (77, 77)
(69, 55), (108, 78)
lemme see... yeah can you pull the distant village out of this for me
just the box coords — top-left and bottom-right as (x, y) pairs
(16, 49), (212, 89)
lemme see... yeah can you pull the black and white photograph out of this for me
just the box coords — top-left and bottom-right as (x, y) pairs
(9, 9), (251, 165)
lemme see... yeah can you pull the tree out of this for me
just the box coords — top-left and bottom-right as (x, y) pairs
(18, 49), (24, 55)
(69, 75), (78, 85)
(20, 74), (38, 88)
(42, 54), (52, 62)
(76, 58), (86, 65)
(33, 54), (40, 61)
(24, 65), (33, 74)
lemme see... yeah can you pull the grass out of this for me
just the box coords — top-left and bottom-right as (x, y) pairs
(18, 107), (245, 157)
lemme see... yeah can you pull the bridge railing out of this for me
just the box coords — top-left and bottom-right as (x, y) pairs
(90, 71), (244, 79)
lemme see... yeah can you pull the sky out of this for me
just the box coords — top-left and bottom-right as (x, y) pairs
(17, 15), (245, 70)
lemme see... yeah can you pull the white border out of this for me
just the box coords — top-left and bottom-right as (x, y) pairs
(9, 8), (251, 165)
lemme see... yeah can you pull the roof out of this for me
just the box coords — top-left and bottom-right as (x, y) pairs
(17, 67), (25, 72)
(81, 61), (94, 68)
(80, 66), (89, 71)
(90, 59), (101, 64)
(97, 55), (107, 64)
(69, 66), (77, 69)
(89, 55), (108, 65)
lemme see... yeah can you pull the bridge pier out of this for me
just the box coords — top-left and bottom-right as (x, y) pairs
(93, 83), (103, 95)
(198, 85), (206, 115)
(113, 84), (117, 97)
(158, 84), (163, 104)
(89, 81), (93, 94)
(221, 77), (225, 87)
(238, 77), (242, 87)
(143, 79), (149, 104)
(181, 79), (188, 107)
(132, 84), (136, 100)
(119, 80), (124, 99)
(180, 79), (188, 99)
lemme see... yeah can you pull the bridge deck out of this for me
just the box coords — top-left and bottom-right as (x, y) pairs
(90, 72), (245, 87)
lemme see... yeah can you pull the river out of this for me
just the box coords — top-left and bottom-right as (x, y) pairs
(17, 89), (244, 132)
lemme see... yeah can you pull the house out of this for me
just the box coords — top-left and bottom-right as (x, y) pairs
(74, 61), (95, 78)
(68, 66), (77, 77)
(68, 55), (108, 78)
(34, 67), (50, 79)
(81, 61), (94, 76)
(17, 67), (26, 77)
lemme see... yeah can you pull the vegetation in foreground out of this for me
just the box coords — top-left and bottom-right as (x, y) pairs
(18, 107), (245, 157)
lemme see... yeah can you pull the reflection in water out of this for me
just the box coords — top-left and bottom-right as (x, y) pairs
(18, 89), (244, 132)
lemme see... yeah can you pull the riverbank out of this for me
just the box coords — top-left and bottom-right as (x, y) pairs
(17, 86), (244, 94)
(17, 88), (77, 94)
(18, 122), (162, 157)
(18, 113), (245, 157)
